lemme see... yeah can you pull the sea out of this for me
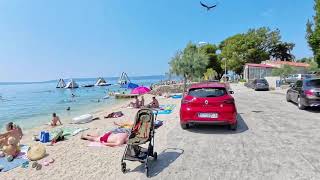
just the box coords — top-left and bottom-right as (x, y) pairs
(0, 75), (166, 130)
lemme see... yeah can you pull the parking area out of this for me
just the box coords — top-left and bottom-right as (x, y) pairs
(155, 83), (320, 180)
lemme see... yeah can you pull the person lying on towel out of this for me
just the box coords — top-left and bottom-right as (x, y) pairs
(81, 132), (128, 147)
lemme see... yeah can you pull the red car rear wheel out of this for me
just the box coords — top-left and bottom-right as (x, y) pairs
(180, 123), (189, 129)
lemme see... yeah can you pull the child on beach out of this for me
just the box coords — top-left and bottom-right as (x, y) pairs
(51, 113), (62, 126)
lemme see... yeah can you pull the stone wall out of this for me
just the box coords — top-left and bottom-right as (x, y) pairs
(150, 83), (190, 95)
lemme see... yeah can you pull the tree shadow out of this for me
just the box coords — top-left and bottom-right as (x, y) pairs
(186, 114), (249, 134)
(130, 148), (184, 178)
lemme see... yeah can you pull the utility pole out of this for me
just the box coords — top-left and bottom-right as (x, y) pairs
(223, 58), (227, 82)
(224, 58), (227, 75)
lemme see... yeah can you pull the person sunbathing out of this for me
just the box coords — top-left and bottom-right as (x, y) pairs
(81, 132), (128, 147)
(128, 96), (140, 108)
(51, 113), (62, 126)
(147, 97), (159, 108)
(0, 122), (23, 147)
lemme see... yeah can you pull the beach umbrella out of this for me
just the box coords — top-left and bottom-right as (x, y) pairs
(121, 82), (139, 89)
(131, 86), (151, 95)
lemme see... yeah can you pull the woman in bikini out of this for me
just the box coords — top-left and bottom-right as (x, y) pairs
(81, 132), (128, 147)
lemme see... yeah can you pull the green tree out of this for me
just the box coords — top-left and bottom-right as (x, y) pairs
(297, 57), (314, 63)
(203, 68), (218, 80)
(306, 0), (320, 67)
(269, 42), (295, 61)
(169, 42), (209, 90)
(219, 27), (282, 74)
(307, 61), (320, 72)
(271, 65), (297, 77)
(199, 44), (223, 78)
(220, 27), (295, 74)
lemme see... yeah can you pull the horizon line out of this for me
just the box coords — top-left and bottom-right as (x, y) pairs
(0, 74), (167, 84)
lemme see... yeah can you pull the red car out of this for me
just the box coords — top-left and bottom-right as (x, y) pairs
(180, 82), (237, 130)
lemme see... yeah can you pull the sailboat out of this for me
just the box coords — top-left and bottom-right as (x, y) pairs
(118, 72), (131, 85)
(118, 72), (139, 89)
(56, 79), (66, 88)
(65, 79), (79, 89)
(95, 77), (110, 86)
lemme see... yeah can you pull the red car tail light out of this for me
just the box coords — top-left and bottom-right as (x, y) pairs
(181, 98), (194, 104)
(305, 89), (314, 97)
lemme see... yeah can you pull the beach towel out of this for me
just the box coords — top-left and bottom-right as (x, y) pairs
(153, 104), (175, 114)
(50, 127), (89, 138)
(171, 94), (182, 99)
(0, 145), (29, 172)
(44, 127), (89, 142)
(159, 104), (176, 111)
(154, 109), (172, 115)
(112, 128), (131, 134)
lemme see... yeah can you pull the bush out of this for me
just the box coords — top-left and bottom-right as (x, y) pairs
(239, 79), (246, 82)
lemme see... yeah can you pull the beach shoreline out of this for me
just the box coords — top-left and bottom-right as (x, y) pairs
(21, 96), (133, 139)
(1, 83), (184, 180)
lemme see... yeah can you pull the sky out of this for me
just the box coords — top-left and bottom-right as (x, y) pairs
(0, 0), (315, 82)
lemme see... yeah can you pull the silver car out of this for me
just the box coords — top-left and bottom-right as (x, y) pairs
(285, 74), (316, 84)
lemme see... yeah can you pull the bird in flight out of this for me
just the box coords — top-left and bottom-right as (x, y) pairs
(200, 1), (217, 11)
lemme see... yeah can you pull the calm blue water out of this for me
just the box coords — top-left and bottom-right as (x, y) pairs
(0, 76), (165, 130)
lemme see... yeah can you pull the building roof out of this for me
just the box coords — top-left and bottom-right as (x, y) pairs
(265, 61), (310, 68)
(245, 63), (274, 68)
(189, 82), (227, 89)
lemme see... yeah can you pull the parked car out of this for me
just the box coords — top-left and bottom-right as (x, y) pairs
(250, 79), (269, 91)
(285, 74), (316, 84)
(180, 82), (237, 130)
(286, 78), (320, 110)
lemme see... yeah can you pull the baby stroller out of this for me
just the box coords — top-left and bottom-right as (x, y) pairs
(121, 108), (158, 177)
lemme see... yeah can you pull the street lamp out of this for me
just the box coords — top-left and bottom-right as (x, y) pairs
(222, 58), (227, 82)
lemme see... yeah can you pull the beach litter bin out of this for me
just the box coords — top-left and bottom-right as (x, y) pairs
(40, 131), (50, 143)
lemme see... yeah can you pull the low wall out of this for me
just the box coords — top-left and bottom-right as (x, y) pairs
(150, 83), (191, 95)
(264, 76), (281, 89)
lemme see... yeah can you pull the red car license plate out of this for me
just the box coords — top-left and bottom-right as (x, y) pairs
(198, 113), (218, 118)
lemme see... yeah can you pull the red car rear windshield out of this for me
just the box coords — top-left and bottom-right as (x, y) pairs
(188, 87), (226, 98)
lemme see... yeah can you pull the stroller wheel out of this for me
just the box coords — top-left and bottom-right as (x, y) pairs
(121, 162), (126, 173)
(153, 152), (157, 161)
(145, 164), (150, 177)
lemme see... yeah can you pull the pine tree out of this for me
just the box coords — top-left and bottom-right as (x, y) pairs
(306, 0), (320, 67)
